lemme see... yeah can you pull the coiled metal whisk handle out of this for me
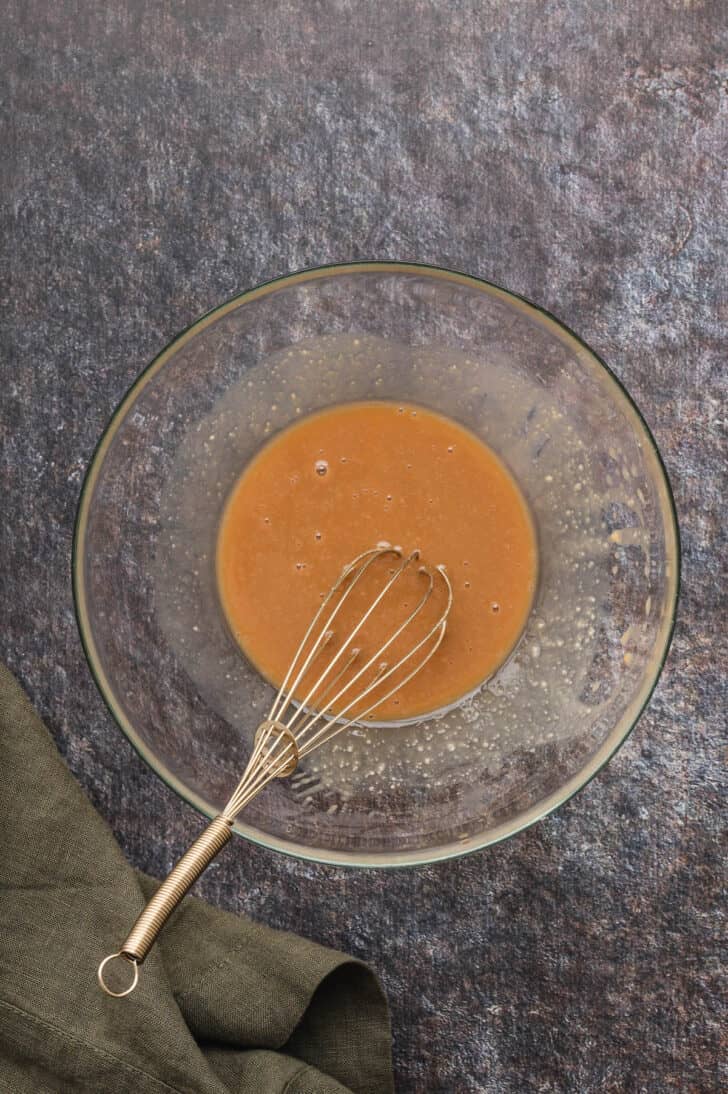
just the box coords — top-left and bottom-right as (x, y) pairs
(98, 814), (233, 997)
(98, 719), (301, 996)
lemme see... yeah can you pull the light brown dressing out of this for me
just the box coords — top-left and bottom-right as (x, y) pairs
(217, 401), (537, 719)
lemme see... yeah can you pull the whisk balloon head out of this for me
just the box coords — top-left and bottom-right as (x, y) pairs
(222, 544), (452, 819)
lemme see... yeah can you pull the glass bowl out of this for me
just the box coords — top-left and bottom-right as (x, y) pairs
(74, 263), (679, 866)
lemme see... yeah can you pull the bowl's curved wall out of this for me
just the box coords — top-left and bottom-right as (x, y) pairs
(74, 264), (679, 865)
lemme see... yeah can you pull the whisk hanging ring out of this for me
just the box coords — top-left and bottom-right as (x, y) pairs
(97, 952), (139, 998)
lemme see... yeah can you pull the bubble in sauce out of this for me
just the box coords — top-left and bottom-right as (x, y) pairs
(315, 459), (328, 476)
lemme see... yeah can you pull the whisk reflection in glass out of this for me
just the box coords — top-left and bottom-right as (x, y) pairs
(98, 544), (452, 996)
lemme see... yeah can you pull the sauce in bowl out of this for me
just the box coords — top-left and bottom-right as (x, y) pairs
(217, 401), (537, 719)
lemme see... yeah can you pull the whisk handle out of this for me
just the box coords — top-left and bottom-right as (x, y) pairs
(98, 814), (233, 997)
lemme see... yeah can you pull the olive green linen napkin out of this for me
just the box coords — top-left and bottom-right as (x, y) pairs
(0, 664), (393, 1094)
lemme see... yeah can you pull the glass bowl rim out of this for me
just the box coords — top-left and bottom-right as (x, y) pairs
(73, 260), (681, 868)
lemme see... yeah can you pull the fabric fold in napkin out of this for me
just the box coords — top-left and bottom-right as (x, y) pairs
(0, 664), (394, 1094)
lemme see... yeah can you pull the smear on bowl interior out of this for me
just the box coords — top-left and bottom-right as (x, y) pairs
(217, 400), (537, 719)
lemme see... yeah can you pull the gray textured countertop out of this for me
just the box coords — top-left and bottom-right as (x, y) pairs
(2, 3), (725, 1091)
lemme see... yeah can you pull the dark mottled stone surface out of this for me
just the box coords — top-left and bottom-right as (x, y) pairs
(1, 3), (725, 1091)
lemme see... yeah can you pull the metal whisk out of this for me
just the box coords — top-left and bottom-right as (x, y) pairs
(98, 544), (452, 996)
